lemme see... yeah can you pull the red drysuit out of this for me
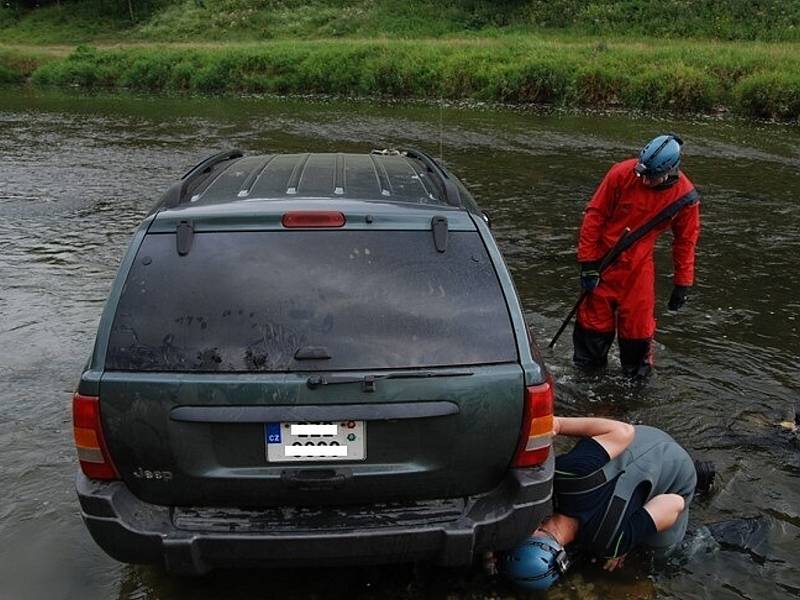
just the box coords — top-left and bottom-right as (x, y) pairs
(573, 158), (700, 375)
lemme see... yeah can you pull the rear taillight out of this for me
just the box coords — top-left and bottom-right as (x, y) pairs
(282, 211), (346, 228)
(512, 373), (555, 467)
(72, 393), (119, 480)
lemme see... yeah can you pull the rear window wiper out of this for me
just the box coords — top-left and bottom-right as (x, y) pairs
(306, 370), (473, 392)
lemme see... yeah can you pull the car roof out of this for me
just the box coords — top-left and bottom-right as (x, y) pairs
(148, 149), (483, 232)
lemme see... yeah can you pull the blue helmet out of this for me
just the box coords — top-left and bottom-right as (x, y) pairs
(634, 133), (683, 179)
(501, 534), (570, 591)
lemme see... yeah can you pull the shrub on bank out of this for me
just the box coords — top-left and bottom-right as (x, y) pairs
(734, 72), (800, 121)
(490, 58), (575, 104)
(621, 66), (719, 112)
(0, 64), (21, 84)
(23, 41), (800, 120)
(574, 65), (626, 107)
(0, 48), (56, 83)
(31, 45), (121, 87)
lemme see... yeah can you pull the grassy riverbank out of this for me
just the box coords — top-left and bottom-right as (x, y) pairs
(1, 1), (800, 120)
(3, 39), (797, 120)
(3, 0), (800, 44)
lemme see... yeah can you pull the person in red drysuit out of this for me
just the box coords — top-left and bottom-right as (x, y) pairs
(573, 134), (700, 377)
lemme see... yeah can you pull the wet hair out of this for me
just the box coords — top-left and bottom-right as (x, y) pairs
(693, 460), (716, 496)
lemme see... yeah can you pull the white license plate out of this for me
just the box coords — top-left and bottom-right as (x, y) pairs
(265, 421), (366, 462)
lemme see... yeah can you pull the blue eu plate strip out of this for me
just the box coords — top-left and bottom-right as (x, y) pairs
(266, 423), (281, 444)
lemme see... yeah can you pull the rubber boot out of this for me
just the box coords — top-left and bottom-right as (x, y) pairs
(573, 322), (615, 370)
(619, 337), (653, 378)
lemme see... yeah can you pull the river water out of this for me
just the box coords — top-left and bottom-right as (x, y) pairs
(1, 88), (799, 600)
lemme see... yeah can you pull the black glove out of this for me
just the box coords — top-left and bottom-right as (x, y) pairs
(668, 285), (690, 311)
(580, 261), (600, 292)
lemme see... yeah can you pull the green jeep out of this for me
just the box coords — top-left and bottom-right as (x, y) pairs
(72, 148), (554, 575)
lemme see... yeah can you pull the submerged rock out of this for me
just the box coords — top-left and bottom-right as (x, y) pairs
(706, 516), (770, 563)
(673, 517), (771, 567)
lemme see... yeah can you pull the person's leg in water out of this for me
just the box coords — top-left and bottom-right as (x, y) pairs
(649, 459), (717, 567)
(617, 263), (656, 379)
(573, 279), (617, 370)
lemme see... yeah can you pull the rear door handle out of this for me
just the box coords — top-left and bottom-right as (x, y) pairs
(281, 468), (352, 491)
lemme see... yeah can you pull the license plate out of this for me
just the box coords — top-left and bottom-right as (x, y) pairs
(265, 421), (366, 462)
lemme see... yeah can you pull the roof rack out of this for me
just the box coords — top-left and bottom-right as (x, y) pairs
(400, 148), (462, 208)
(371, 148), (461, 206)
(161, 149), (244, 208)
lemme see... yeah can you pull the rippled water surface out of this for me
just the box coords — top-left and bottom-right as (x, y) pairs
(1, 88), (799, 600)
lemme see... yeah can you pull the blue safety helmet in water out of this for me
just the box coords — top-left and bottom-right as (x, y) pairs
(501, 534), (571, 591)
(634, 133), (683, 181)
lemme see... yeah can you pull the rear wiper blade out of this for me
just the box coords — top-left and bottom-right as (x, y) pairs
(306, 370), (473, 392)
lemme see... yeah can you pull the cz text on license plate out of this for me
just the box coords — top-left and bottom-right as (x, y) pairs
(265, 421), (366, 462)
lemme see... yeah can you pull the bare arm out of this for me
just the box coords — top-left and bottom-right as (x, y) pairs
(554, 416), (635, 460)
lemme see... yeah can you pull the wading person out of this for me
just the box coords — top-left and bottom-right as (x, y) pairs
(501, 416), (715, 590)
(573, 134), (700, 377)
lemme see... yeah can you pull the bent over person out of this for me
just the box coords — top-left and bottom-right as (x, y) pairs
(501, 416), (714, 590)
(574, 134), (700, 377)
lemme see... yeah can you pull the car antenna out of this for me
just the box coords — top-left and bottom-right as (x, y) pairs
(439, 97), (444, 162)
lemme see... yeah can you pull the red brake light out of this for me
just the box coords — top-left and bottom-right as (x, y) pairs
(512, 373), (555, 468)
(282, 211), (346, 228)
(72, 393), (119, 480)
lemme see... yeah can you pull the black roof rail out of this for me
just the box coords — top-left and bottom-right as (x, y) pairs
(160, 149), (244, 208)
(400, 148), (462, 208)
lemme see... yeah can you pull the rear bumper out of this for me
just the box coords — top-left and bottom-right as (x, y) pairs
(77, 453), (552, 574)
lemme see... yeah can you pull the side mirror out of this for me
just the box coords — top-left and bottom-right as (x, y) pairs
(481, 211), (492, 229)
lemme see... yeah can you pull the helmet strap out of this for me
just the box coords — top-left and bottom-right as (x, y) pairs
(653, 170), (680, 190)
(555, 548), (571, 574)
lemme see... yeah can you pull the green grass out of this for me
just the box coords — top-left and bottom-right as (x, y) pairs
(4, 1), (800, 120)
(20, 39), (800, 120)
(0, 46), (60, 82)
(3, 0), (800, 44)
(522, 0), (800, 41)
(733, 72), (800, 120)
(0, 4), (133, 44)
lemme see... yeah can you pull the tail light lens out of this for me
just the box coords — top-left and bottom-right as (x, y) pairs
(512, 373), (555, 467)
(282, 211), (346, 228)
(72, 393), (119, 480)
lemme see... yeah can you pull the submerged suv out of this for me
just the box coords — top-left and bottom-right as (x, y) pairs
(73, 148), (554, 575)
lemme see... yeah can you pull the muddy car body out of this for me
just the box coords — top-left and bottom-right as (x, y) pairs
(73, 149), (554, 574)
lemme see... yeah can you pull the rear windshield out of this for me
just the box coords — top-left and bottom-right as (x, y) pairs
(106, 230), (517, 372)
